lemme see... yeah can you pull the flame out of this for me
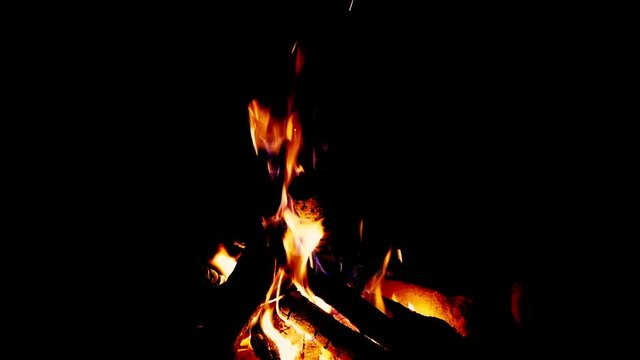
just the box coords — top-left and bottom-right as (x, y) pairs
(362, 248), (393, 316)
(259, 269), (301, 360)
(396, 248), (403, 264)
(282, 209), (323, 293)
(249, 43), (323, 311)
(261, 306), (299, 360)
(248, 45), (361, 358)
(407, 302), (415, 311)
(248, 100), (286, 157)
(208, 243), (239, 282)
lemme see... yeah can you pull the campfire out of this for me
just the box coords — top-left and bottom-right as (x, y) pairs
(194, 41), (481, 359)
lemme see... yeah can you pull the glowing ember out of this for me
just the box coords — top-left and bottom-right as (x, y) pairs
(381, 279), (470, 336)
(362, 248), (471, 336)
(208, 243), (239, 283)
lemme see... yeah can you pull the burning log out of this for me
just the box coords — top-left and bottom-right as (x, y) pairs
(249, 325), (279, 360)
(234, 289), (387, 359)
(309, 274), (464, 355)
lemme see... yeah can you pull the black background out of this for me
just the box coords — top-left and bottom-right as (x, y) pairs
(30, 1), (602, 356)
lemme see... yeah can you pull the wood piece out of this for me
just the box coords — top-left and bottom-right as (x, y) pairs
(279, 291), (387, 358)
(309, 273), (464, 355)
(234, 290), (387, 359)
(250, 323), (279, 360)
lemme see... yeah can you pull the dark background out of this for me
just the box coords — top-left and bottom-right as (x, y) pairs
(36, 0), (598, 356)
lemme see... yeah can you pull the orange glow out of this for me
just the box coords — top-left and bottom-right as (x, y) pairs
(362, 248), (393, 316)
(361, 248), (470, 336)
(208, 243), (239, 283)
(381, 279), (470, 337)
(236, 334), (253, 355)
(396, 248), (403, 264)
(358, 218), (364, 243)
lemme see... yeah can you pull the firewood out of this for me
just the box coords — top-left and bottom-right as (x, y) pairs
(279, 290), (387, 358)
(234, 289), (387, 359)
(309, 274), (464, 355)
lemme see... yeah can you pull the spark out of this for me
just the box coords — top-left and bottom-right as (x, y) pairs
(349, 0), (355, 12)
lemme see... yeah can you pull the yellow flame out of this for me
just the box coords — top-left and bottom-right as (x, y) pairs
(208, 243), (238, 281)
(408, 302), (415, 311)
(319, 347), (333, 360)
(397, 248), (403, 264)
(362, 248), (393, 316)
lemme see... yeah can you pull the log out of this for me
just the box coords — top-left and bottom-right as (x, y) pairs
(235, 290), (388, 359)
(382, 297), (465, 357)
(250, 324), (279, 360)
(309, 273), (464, 355)
(279, 291), (387, 358)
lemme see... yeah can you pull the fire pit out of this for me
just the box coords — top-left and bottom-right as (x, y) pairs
(183, 3), (543, 358)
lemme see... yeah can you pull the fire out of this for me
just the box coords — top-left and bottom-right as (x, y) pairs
(245, 45), (359, 358)
(259, 270), (300, 360)
(362, 248), (393, 316)
(248, 100), (287, 157)
(261, 307), (298, 360)
(282, 207), (327, 309)
(362, 247), (470, 336)
(208, 243), (239, 283)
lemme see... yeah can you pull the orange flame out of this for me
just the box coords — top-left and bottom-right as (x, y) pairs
(248, 100), (287, 157)
(259, 269), (300, 360)
(282, 208), (326, 305)
(249, 45), (360, 358)
(362, 248), (393, 316)
(208, 243), (239, 283)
